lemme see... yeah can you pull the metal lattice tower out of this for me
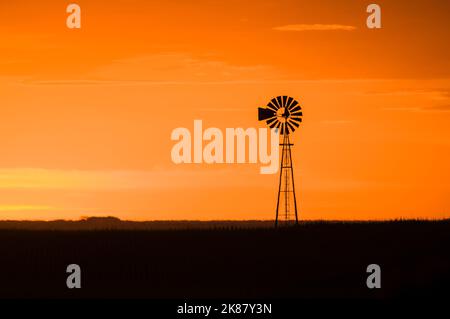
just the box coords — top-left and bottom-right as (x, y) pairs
(258, 96), (302, 227)
(276, 132), (298, 226)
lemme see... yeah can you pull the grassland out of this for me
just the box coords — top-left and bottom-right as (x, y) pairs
(0, 218), (448, 299)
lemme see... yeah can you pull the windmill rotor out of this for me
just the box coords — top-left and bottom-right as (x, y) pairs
(258, 96), (303, 135)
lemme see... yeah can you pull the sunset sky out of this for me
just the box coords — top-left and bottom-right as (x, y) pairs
(0, 0), (449, 220)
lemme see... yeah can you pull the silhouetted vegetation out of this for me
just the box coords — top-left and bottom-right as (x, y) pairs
(0, 219), (448, 299)
(0, 217), (275, 231)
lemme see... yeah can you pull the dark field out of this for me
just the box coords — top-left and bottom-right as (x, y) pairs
(0, 219), (449, 299)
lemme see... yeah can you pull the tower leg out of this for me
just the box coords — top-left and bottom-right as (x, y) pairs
(287, 135), (299, 224)
(275, 133), (286, 228)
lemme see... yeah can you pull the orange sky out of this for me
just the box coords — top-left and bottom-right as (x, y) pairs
(0, 0), (449, 220)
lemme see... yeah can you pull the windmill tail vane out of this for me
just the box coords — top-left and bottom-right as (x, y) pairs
(258, 96), (303, 227)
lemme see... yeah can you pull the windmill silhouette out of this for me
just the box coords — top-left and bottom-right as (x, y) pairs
(258, 96), (302, 227)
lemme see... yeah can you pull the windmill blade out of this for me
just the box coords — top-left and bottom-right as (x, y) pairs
(286, 123), (291, 135)
(273, 121), (282, 134)
(288, 100), (299, 110)
(290, 105), (301, 113)
(282, 122), (289, 135)
(290, 117), (302, 122)
(282, 96), (288, 108)
(276, 96), (284, 108)
(269, 119), (280, 128)
(266, 117), (278, 126)
(286, 96), (294, 108)
(291, 111), (303, 117)
(288, 119), (300, 128)
(280, 122), (285, 135)
(286, 121), (296, 133)
(271, 97), (281, 109)
(267, 101), (278, 111)
(258, 107), (276, 121)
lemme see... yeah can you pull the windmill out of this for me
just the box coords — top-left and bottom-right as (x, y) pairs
(258, 96), (303, 227)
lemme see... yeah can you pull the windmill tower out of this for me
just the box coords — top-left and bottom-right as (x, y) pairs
(258, 96), (303, 227)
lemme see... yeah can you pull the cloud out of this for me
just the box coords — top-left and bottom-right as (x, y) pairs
(382, 105), (450, 113)
(0, 168), (175, 191)
(365, 88), (450, 113)
(273, 24), (356, 32)
(421, 105), (450, 112)
(364, 89), (450, 100)
(89, 53), (280, 83)
(0, 167), (268, 191)
(0, 205), (54, 212)
(14, 53), (284, 86)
